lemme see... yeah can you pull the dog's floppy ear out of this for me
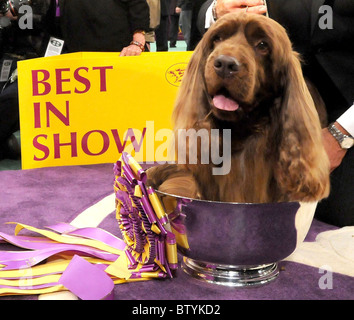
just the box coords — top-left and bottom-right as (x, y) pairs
(275, 52), (330, 202)
(172, 36), (211, 131)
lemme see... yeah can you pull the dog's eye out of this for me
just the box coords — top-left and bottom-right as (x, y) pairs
(255, 41), (269, 54)
(212, 35), (222, 44)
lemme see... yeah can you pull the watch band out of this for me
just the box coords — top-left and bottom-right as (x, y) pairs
(328, 122), (354, 149)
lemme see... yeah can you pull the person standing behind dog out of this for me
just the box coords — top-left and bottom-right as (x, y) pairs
(188, 0), (209, 50)
(176, 0), (193, 48)
(168, 0), (180, 48)
(58, 0), (150, 56)
(155, 0), (180, 50)
(155, 0), (170, 51)
(145, 0), (161, 51)
(198, 0), (354, 227)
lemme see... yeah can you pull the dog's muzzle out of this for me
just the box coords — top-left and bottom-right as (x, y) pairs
(213, 55), (241, 79)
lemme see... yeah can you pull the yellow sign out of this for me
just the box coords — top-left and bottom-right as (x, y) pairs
(17, 52), (192, 169)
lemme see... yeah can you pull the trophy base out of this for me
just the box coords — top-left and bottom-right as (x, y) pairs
(181, 257), (279, 287)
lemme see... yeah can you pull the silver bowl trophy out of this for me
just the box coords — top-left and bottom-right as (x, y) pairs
(156, 190), (317, 287)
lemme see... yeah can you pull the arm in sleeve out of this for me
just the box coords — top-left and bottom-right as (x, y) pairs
(125, 0), (150, 32)
(337, 104), (354, 137)
(197, 0), (214, 35)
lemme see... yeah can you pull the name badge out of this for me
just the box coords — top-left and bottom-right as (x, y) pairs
(0, 59), (13, 82)
(45, 37), (65, 57)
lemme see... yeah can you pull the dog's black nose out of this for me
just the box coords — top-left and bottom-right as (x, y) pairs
(214, 55), (240, 78)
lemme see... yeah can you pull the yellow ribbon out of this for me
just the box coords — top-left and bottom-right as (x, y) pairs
(9, 222), (125, 256)
(0, 223), (156, 297)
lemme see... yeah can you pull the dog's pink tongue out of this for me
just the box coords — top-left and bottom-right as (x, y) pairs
(213, 95), (239, 111)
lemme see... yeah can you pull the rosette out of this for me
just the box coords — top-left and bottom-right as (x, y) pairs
(114, 152), (178, 277)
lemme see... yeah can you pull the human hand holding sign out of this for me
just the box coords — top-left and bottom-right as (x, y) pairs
(120, 31), (146, 57)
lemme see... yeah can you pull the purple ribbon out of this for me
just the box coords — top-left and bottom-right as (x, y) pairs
(0, 232), (119, 270)
(58, 255), (114, 300)
(45, 223), (127, 252)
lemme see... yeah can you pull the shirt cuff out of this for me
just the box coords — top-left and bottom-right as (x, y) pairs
(205, 0), (216, 29)
(337, 104), (354, 137)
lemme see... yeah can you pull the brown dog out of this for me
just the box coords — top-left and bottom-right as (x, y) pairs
(148, 13), (330, 203)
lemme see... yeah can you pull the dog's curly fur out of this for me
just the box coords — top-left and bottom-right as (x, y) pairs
(148, 13), (330, 203)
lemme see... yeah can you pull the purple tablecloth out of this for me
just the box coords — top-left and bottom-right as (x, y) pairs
(0, 164), (352, 300)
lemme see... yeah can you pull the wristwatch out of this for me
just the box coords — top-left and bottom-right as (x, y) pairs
(328, 122), (354, 149)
